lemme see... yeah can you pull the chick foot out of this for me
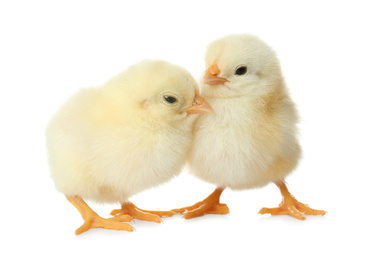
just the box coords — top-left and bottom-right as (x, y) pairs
(110, 202), (176, 223)
(171, 187), (229, 219)
(259, 181), (326, 220)
(66, 196), (134, 235)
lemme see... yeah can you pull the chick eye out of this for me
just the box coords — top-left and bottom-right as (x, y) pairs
(164, 96), (177, 104)
(235, 66), (247, 76)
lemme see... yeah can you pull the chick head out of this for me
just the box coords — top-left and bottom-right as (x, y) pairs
(201, 34), (283, 98)
(105, 60), (213, 127)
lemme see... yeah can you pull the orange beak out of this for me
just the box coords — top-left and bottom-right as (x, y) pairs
(182, 91), (214, 115)
(201, 62), (229, 85)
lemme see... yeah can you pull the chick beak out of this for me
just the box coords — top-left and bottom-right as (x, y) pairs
(182, 91), (214, 115)
(201, 62), (229, 85)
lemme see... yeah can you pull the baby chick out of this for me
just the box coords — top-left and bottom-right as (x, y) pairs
(46, 60), (213, 234)
(173, 34), (326, 220)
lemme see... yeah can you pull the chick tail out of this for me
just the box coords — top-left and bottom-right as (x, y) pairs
(258, 181), (327, 220)
(171, 187), (230, 219)
(66, 196), (134, 235)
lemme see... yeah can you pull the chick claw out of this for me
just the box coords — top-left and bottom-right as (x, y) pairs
(75, 213), (134, 235)
(259, 199), (326, 220)
(110, 202), (176, 223)
(259, 181), (326, 220)
(174, 202), (229, 219)
(66, 196), (134, 235)
(171, 187), (229, 219)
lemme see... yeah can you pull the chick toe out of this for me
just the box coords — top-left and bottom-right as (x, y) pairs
(295, 202), (327, 216)
(109, 213), (135, 223)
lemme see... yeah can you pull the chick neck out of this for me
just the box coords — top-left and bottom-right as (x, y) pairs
(135, 109), (195, 135)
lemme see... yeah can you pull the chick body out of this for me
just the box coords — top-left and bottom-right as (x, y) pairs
(46, 60), (212, 233)
(189, 89), (300, 190)
(47, 89), (191, 203)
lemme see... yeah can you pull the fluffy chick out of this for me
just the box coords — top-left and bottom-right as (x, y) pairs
(173, 34), (326, 220)
(46, 60), (213, 234)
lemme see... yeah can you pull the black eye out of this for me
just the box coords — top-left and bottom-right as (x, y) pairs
(164, 96), (177, 104)
(235, 66), (247, 75)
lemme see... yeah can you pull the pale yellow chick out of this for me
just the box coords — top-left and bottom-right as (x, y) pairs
(174, 34), (326, 220)
(46, 60), (213, 234)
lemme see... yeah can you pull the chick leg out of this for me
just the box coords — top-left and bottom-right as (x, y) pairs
(259, 181), (326, 220)
(66, 196), (134, 235)
(171, 187), (229, 219)
(110, 202), (176, 223)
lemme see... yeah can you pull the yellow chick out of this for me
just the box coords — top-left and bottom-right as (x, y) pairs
(46, 60), (213, 234)
(173, 34), (326, 220)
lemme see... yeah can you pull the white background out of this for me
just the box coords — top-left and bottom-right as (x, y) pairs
(1, 0), (389, 259)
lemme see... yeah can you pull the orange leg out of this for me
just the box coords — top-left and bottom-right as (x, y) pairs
(259, 181), (326, 220)
(66, 195), (134, 235)
(110, 202), (176, 223)
(171, 187), (229, 219)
